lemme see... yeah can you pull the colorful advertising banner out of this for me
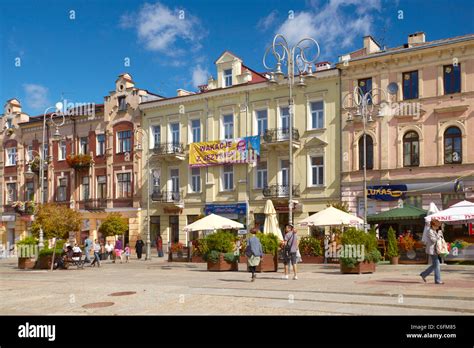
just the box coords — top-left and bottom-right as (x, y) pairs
(189, 136), (260, 167)
(367, 185), (407, 201)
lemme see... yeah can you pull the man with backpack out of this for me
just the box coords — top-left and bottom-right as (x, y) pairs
(420, 218), (446, 284)
(282, 224), (299, 280)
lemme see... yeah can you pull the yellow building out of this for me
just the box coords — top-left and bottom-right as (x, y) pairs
(139, 52), (341, 248)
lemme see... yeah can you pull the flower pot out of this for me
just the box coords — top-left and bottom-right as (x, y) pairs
(390, 256), (399, 265)
(18, 257), (36, 269)
(207, 254), (238, 271)
(254, 253), (278, 272)
(340, 260), (376, 274)
(399, 249), (429, 264)
(239, 255), (248, 264)
(301, 255), (324, 264)
(35, 255), (53, 269)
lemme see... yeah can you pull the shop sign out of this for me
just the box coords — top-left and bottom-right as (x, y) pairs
(164, 207), (183, 214)
(1, 215), (16, 222)
(367, 185), (407, 201)
(205, 203), (246, 215)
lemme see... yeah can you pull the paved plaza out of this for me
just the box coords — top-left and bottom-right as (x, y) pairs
(0, 257), (473, 316)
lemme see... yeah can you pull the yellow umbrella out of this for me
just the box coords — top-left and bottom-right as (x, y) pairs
(263, 200), (283, 241)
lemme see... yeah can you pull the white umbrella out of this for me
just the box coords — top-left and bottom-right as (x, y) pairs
(183, 213), (244, 232)
(263, 200), (283, 241)
(425, 200), (474, 223)
(298, 206), (363, 227)
(422, 202), (440, 244)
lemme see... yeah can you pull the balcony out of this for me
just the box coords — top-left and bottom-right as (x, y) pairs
(152, 142), (185, 161)
(151, 190), (183, 204)
(262, 184), (300, 198)
(84, 198), (107, 211)
(262, 128), (300, 150)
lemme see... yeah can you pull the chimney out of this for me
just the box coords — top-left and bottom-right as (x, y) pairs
(315, 62), (331, 71)
(177, 89), (195, 97)
(363, 36), (381, 54)
(408, 32), (426, 47)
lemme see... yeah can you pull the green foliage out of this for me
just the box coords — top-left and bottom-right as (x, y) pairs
(17, 236), (38, 246)
(223, 252), (239, 263)
(256, 232), (279, 255)
(204, 231), (236, 253)
(340, 227), (381, 266)
(299, 236), (323, 256)
(192, 239), (209, 256)
(206, 250), (220, 263)
(386, 227), (399, 258)
(98, 213), (128, 237)
(31, 203), (82, 239)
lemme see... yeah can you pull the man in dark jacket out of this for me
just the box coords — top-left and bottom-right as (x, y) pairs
(135, 237), (145, 260)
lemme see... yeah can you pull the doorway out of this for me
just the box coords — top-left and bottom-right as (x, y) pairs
(170, 215), (179, 243)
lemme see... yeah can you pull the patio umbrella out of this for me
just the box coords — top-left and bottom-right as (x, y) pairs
(298, 206), (363, 227)
(422, 202), (440, 245)
(263, 200), (283, 241)
(183, 213), (244, 232)
(425, 200), (474, 223)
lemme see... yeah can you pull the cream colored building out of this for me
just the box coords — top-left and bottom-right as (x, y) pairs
(140, 52), (341, 247)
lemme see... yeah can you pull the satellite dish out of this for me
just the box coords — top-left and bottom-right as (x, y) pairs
(387, 82), (398, 95)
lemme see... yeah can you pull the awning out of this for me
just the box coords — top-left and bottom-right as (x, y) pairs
(367, 205), (427, 223)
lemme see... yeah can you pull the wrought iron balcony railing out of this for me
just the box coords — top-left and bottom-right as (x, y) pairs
(84, 198), (107, 210)
(151, 190), (183, 203)
(262, 184), (300, 198)
(263, 128), (300, 143)
(153, 142), (185, 155)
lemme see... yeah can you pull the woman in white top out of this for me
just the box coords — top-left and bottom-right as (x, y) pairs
(420, 218), (444, 284)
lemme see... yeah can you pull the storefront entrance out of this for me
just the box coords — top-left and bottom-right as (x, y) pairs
(170, 216), (179, 243)
(150, 216), (161, 248)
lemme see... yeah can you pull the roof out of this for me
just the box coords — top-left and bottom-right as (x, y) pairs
(367, 205), (427, 223)
(18, 104), (105, 125)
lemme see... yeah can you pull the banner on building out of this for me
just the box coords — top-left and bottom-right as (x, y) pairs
(189, 136), (260, 167)
(366, 185), (407, 201)
(204, 203), (247, 216)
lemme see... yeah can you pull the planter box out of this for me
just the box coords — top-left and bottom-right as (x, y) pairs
(35, 255), (53, 269)
(18, 257), (36, 269)
(207, 254), (238, 272)
(168, 248), (190, 262)
(191, 255), (205, 263)
(399, 249), (428, 264)
(255, 254), (278, 272)
(301, 255), (324, 264)
(239, 255), (248, 264)
(340, 261), (376, 274)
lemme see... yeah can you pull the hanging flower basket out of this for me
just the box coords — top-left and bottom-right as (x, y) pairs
(12, 201), (36, 215)
(29, 156), (48, 173)
(66, 154), (93, 170)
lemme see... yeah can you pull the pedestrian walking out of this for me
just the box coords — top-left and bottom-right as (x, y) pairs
(245, 229), (263, 282)
(156, 235), (163, 257)
(114, 238), (123, 264)
(83, 237), (92, 263)
(282, 224), (299, 280)
(135, 237), (145, 260)
(420, 218), (445, 284)
(91, 239), (101, 267)
(124, 244), (131, 263)
(105, 241), (114, 260)
(100, 242), (106, 260)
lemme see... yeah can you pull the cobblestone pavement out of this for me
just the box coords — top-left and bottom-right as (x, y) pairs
(0, 257), (473, 315)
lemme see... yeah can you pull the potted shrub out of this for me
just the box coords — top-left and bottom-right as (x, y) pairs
(386, 227), (400, 265)
(35, 240), (64, 269)
(398, 233), (427, 264)
(339, 228), (381, 274)
(17, 236), (38, 269)
(191, 239), (208, 263)
(239, 237), (248, 263)
(254, 233), (279, 272)
(66, 153), (93, 170)
(169, 242), (188, 262)
(299, 235), (324, 263)
(204, 231), (238, 271)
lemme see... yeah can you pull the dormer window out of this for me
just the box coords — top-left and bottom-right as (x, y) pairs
(224, 69), (232, 87)
(118, 96), (127, 111)
(6, 118), (13, 129)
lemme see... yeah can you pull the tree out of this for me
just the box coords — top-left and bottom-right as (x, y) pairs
(387, 227), (400, 258)
(31, 203), (82, 240)
(326, 201), (350, 213)
(98, 213), (128, 237)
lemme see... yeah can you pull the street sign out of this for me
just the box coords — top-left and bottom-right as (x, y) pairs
(238, 229), (247, 235)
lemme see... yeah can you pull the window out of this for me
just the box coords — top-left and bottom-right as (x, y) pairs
(170, 169), (180, 192)
(191, 119), (201, 143)
(117, 130), (132, 153)
(96, 134), (106, 156)
(26, 145), (33, 162)
(42, 144), (48, 160)
(444, 126), (462, 164)
(403, 71), (419, 100)
(444, 64), (461, 95)
(310, 101), (324, 129)
(118, 96), (127, 111)
(82, 176), (90, 200)
(358, 78), (372, 104)
(224, 69), (232, 87)
(223, 114), (233, 140)
(79, 137), (89, 155)
(5, 118), (13, 129)
(57, 177), (67, 202)
(59, 141), (67, 160)
(152, 169), (160, 193)
(403, 131), (420, 167)
(256, 161), (267, 189)
(6, 147), (17, 166)
(97, 176), (107, 199)
(6, 183), (17, 204)
(405, 196), (422, 209)
(116, 172), (132, 198)
(152, 125), (161, 148)
(280, 159), (289, 187)
(25, 181), (34, 201)
(442, 193), (466, 209)
(222, 165), (234, 191)
(256, 110), (268, 136)
(310, 156), (324, 186)
(170, 123), (180, 145)
(190, 167), (201, 193)
(254, 213), (265, 232)
(358, 135), (374, 170)
(280, 106), (290, 130)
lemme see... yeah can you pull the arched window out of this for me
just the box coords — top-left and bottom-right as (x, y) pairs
(359, 134), (373, 170)
(444, 126), (462, 164)
(403, 131), (420, 167)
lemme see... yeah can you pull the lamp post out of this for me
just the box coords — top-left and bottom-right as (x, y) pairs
(343, 86), (387, 232)
(263, 34), (320, 226)
(134, 127), (151, 260)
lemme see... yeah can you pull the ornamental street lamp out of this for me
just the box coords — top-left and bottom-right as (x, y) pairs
(134, 127), (152, 260)
(263, 34), (320, 226)
(343, 86), (387, 232)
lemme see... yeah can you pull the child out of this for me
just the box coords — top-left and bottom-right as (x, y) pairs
(124, 244), (131, 263)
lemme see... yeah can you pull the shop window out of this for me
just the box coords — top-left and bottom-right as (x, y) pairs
(405, 196), (422, 209)
(442, 193), (466, 209)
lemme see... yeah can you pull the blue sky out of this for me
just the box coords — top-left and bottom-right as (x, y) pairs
(1, 0), (473, 115)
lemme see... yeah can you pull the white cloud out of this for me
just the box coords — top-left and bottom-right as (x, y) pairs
(121, 2), (206, 56)
(257, 10), (278, 31)
(23, 84), (49, 111)
(274, 0), (383, 58)
(191, 65), (209, 88)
